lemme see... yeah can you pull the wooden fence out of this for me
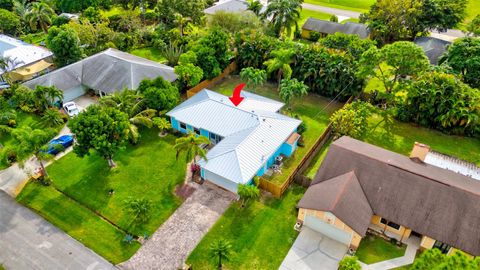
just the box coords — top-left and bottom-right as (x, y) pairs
(259, 96), (355, 198)
(186, 62), (237, 98)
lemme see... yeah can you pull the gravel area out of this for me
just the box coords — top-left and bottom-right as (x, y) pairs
(119, 182), (235, 270)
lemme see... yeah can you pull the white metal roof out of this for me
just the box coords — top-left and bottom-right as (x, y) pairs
(0, 34), (52, 75)
(169, 89), (301, 184)
(425, 151), (480, 180)
(23, 48), (177, 93)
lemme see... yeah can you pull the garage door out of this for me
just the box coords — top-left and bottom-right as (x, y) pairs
(304, 214), (352, 245)
(63, 85), (86, 102)
(203, 170), (238, 193)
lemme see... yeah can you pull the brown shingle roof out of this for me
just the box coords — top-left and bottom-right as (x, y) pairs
(298, 171), (373, 236)
(304, 136), (480, 255)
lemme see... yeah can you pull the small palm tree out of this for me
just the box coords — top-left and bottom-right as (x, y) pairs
(209, 239), (232, 270)
(12, 127), (54, 176)
(247, 0), (263, 16)
(152, 117), (171, 136)
(124, 197), (152, 224)
(0, 56), (24, 83)
(174, 132), (210, 164)
(25, 1), (55, 33)
(12, 0), (29, 18)
(41, 108), (64, 127)
(173, 13), (191, 36)
(263, 48), (295, 88)
(237, 184), (260, 207)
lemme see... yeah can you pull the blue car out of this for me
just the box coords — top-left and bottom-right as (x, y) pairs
(46, 135), (74, 155)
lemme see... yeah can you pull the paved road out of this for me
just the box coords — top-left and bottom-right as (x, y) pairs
(120, 182), (235, 270)
(0, 191), (117, 270)
(302, 3), (466, 41)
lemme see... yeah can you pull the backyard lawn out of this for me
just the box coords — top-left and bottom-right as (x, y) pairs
(365, 114), (480, 166)
(129, 47), (166, 63)
(211, 76), (342, 185)
(304, 0), (373, 13)
(187, 185), (306, 269)
(356, 234), (406, 264)
(17, 128), (186, 263)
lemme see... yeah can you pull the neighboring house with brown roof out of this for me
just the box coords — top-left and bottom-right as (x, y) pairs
(301, 18), (369, 40)
(297, 136), (480, 256)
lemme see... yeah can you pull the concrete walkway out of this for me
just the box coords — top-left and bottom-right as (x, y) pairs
(0, 190), (117, 270)
(119, 182), (235, 270)
(360, 237), (420, 270)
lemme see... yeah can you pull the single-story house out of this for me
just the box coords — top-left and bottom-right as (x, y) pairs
(414, 36), (451, 65)
(23, 48), (177, 102)
(297, 136), (480, 256)
(301, 18), (369, 39)
(167, 89), (301, 193)
(0, 34), (53, 82)
(204, 0), (266, 15)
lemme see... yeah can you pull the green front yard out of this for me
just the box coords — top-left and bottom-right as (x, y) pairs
(129, 47), (167, 63)
(17, 129), (186, 263)
(187, 185), (305, 269)
(211, 76), (342, 185)
(356, 235), (406, 264)
(304, 0), (373, 13)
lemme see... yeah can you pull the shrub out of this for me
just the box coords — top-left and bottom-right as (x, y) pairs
(309, 31), (321, 41)
(41, 108), (65, 127)
(339, 256), (361, 270)
(330, 14), (339, 22)
(331, 101), (374, 139)
(0, 9), (20, 36)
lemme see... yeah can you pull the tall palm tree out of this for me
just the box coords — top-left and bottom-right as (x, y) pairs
(174, 132), (210, 164)
(100, 89), (157, 143)
(263, 0), (302, 37)
(263, 48), (295, 88)
(209, 239), (232, 270)
(12, 0), (29, 19)
(247, 0), (263, 16)
(25, 1), (55, 33)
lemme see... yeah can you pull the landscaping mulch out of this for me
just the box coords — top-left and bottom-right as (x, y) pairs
(175, 184), (196, 200)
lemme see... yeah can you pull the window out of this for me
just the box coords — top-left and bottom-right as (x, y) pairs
(180, 122), (186, 130)
(194, 127), (200, 135)
(380, 218), (401, 230)
(433, 241), (451, 254)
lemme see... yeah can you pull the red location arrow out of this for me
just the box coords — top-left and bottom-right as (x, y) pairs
(229, 83), (246, 106)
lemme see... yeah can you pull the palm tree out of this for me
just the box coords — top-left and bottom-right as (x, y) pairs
(209, 239), (232, 269)
(263, 48), (295, 88)
(124, 197), (152, 224)
(32, 86), (63, 112)
(100, 90), (157, 143)
(152, 117), (171, 136)
(12, 127), (54, 176)
(263, 0), (302, 37)
(174, 132), (210, 164)
(25, 1), (55, 33)
(12, 0), (28, 19)
(237, 184), (260, 207)
(173, 13), (191, 36)
(247, 0), (263, 16)
(0, 56), (24, 83)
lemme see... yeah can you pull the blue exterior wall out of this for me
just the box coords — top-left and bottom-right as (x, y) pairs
(255, 136), (300, 178)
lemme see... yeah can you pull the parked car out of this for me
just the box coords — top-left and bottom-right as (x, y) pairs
(45, 135), (74, 155)
(63, 102), (80, 117)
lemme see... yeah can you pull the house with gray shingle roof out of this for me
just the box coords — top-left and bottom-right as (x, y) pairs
(297, 136), (480, 256)
(301, 18), (369, 40)
(414, 36), (451, 65)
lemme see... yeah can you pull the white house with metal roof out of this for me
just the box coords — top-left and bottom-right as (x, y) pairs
(167, 89), (301, 193)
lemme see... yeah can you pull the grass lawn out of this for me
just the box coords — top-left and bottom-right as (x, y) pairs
(187, 185), (306, 269)
(211, 76), (342, 185)
(0, 112), (54, 169)
(17, 128), (186, 263)
(365, 114), (480, 166)
(303, 140), (331, 179)
(356, 234), (406, 264)
(304, 0), (373, 13)
(300, 8), (333, 25)
(20, 32), (48, 45)
(129, 47), (166, 63)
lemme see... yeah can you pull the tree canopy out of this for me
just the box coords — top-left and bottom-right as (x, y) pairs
(0, 8), (20, 35)
(439, 37), (480, 89)
(136, 77), (180, 111)
(263, 0), (302, 37)
(46, 25), (84, 67)
(68, 105), (130, 167)
(411, 248), (480, 270)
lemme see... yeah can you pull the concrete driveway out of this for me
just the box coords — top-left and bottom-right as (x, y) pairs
(71, 94), (98, 112)
(280, 227), (348, 270)
(120, 182), (235, 270)
(0, 191), (117, 270)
